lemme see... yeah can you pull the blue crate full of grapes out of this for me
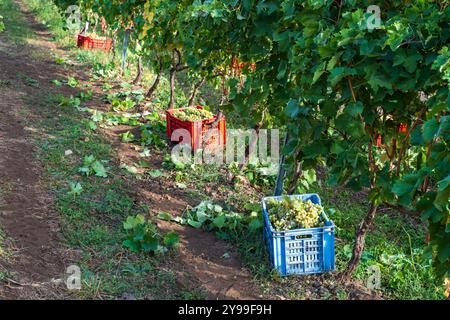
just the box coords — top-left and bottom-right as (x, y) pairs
(262, 194), (335, 276)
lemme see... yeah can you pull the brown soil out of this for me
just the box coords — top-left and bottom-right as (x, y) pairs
(0, 1), (79, 299)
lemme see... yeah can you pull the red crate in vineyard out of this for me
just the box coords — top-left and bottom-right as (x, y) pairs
(166, 106), (226, 152)
(77, 34), (112, 51)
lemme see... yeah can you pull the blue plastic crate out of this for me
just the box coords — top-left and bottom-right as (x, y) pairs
(262, 194), (335, 276)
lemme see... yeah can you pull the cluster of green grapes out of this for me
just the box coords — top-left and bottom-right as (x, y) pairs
(172, 107), (214, 121)
(267, 197), (324, 231)
(84, 32), (108, 40)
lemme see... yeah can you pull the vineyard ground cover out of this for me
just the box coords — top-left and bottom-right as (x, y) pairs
(0, 0), (445, 300)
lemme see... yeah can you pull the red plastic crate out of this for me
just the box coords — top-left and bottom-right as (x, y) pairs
(77, 34), (112, 51)
(166, 106), (226, 152)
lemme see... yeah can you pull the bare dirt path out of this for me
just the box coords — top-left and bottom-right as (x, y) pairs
(0, 0), (73, 299)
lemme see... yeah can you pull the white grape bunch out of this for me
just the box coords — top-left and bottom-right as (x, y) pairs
(173, 107), (214, 121)
(267, 197), (324, 231)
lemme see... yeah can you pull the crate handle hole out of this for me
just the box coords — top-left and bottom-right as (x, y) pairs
(295, 234), (313, 240)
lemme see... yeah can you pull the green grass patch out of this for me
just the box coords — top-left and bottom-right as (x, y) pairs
(24, 0), (73, 47)
(0, 0), (33, 43)
(312, 184), (444, 300)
